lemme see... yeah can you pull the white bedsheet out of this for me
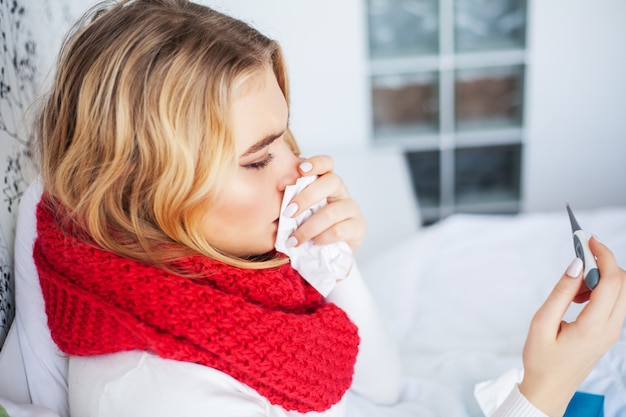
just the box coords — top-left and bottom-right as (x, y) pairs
(358, 207), (626, 417)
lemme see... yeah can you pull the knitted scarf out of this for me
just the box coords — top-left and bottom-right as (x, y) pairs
(33, 199), (360, 413)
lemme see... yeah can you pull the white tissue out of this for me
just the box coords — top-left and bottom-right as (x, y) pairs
(274, 176), (353, 297)
(474, 368), (524, 416)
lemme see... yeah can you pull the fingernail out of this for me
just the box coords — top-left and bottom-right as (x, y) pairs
(590, 234), (602, 244)
(285, 236), (298, 249)
(283, 202), (298, 218)
(299, 161), (313, 173)
(566, 258), (584, 278)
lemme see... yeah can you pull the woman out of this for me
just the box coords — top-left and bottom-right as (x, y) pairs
(33, 1), (626, 416)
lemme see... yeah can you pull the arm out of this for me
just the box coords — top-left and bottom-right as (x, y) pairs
(325, 263), (402, 405)
(285, 155), (402, 404)
(68, 352), (273, 417)
(514, 238), (626, 417)
(492, 385), (549, 417)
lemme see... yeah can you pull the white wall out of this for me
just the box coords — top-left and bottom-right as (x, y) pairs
(32, 0), (372, 157)
(27, 0), (626, 215)
(204, 0), (371, 155)
(523, 0), (626, 211)
(210, 0), (626, 212)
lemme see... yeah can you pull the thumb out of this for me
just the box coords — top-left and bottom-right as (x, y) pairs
(533, 258), (584, 334)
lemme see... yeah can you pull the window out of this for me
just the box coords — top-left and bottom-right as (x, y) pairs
(367, 0), (527, 224)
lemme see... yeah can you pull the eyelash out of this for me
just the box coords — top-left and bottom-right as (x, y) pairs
(243, 153), (275, 170)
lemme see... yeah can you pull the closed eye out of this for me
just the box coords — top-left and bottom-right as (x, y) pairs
(243, 153), (275, 170)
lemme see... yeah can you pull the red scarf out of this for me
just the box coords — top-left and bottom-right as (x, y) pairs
(33, 198), (359, 413)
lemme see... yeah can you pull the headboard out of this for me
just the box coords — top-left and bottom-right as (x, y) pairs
(0, 0), (39, 347)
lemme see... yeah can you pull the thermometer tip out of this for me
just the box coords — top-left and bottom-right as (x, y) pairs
(566, 203), (582, 233)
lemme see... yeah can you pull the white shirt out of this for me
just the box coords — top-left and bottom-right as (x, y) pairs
(69, 350), (346, 417)
(68, 265), (402, 417)
(66, 264), (547, 417)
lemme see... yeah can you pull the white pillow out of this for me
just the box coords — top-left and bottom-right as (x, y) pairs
(11, 178), (68, 417)
(0, 395), (60, 417)
(0, 324), (29, 403)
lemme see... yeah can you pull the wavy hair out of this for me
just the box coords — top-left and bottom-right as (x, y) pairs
(36, 0), (299, 269)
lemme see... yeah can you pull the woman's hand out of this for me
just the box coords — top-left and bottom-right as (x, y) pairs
(284, 155), (366, 253)
(519, 237), (626, 417)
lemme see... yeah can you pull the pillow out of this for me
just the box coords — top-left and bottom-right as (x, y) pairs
(0, 396), (60, 417)
(0, 324), (29, 403)
(9, 178), (68, 417)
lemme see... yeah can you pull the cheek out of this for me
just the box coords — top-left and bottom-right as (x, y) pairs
(200, 170), (283, 256)
(203, 188), (278, 256)
(213, 176), (275, 225)
(216, 191), (257, 221)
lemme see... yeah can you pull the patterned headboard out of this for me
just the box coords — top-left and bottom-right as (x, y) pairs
(0, 0), (38, 347)
(0, 0), (88, 348)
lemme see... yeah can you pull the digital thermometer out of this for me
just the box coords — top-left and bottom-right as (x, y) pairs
(566, 204), (600, 290)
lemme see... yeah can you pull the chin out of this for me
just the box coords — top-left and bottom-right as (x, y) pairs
(240, 240), (277, 260)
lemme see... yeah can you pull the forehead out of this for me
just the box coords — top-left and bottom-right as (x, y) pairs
(231, 68), (289, 155)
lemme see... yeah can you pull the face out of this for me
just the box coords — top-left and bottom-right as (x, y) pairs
(201, 67), (301, 258)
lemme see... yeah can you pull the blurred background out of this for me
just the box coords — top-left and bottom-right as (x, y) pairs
(1, 0), (625, 343)
(205, 0), (626, 223)
(13, 0), (626, 223)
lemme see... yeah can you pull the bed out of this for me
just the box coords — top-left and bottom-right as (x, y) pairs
(355, 205), (626, 417)
(0, 150), (625, 417)
(336, 148), (626, 417)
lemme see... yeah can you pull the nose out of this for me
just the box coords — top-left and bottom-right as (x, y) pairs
(277, 150), (302, 192)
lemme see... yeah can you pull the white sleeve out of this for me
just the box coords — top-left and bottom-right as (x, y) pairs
(324, 264), (402, 405)
(69, 350), (348, 417)
(491, 386), (549, 417)
(68, 351), (271, 417)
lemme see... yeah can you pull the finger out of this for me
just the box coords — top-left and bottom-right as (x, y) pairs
(312, 217), (366, 251)
(572, 286), (592, 304)
(311, 217), (365, 247)
(589, 237), (619, 278)
(579, 238), (623, 323)
(311, 207), (366, 247)
(531, 258), (584, 335)
(588, 237), (626, 327)
(286, 173), (347, 218)
(609, 268), (626, 329)
(309, 218), (366, 253)
(298, 155), (334, 177)
(291, 199), (361, 246)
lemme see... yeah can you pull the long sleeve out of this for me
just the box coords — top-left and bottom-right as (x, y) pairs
(492, 385), (549, 417)
(325, 264), (402, 405)
(68, 351), (348, 417)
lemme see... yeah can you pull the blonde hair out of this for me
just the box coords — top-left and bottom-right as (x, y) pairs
(36, 0), (299, 269)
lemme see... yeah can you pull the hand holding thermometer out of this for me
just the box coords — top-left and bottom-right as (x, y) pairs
(566, 204), (600, 289)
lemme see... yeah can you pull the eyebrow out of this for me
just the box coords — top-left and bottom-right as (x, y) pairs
(240, 130), (285, 158)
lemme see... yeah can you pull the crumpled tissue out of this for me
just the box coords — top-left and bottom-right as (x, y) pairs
(274, 176), (353, 297)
